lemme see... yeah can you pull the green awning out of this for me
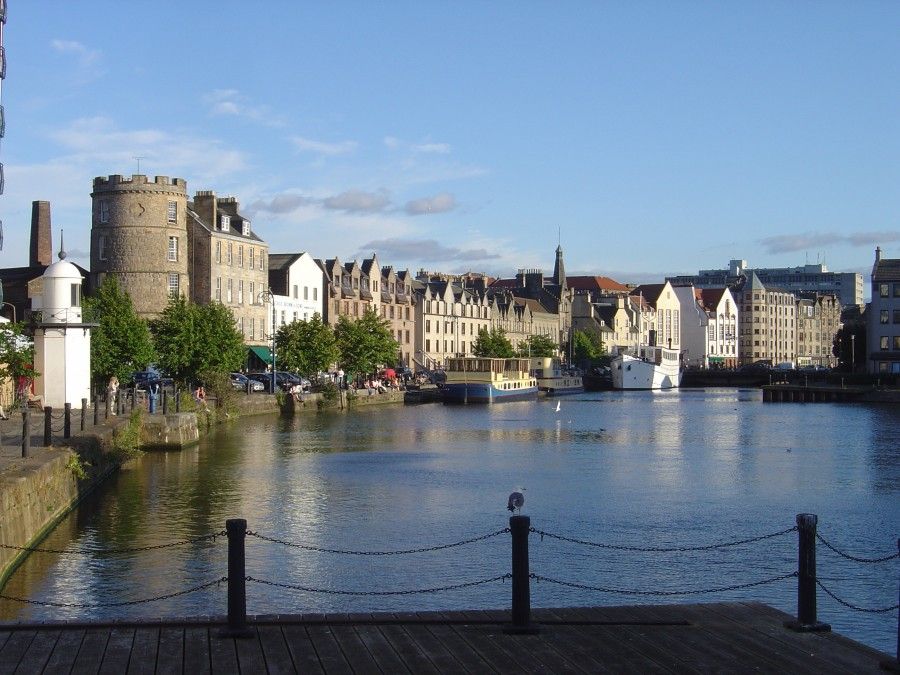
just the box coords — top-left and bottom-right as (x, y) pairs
(248, 345), (272, 365)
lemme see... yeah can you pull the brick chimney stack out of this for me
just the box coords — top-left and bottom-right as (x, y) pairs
(30, 201), (53, 267)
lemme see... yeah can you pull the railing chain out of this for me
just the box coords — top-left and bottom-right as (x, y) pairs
(529, 571), (798, 596)
(814, 578), (900, 614)
(245, 573), (511, 596)
(530, 525), (798, 552)
(246, 527), (510, 555)
(0, 578), (226, 608)
(0, 531), (225, 555)
(815, 533), (900, 564)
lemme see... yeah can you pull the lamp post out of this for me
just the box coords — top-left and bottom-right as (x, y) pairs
(1, 302), (15, 324)
(259, 288), (277, 393)
(850, 334), (855, 373)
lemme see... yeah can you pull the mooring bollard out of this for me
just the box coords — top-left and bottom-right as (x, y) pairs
(21, 410), (30, 458)
(43, 406), (52, 446)
(221, 518), (252, 638)
(64, 403), (71, 438)
(785, 513), (830, 632)
(506, 514), (539, 634)
(81, 398), (87, 432)
(94, 394), (100, 426)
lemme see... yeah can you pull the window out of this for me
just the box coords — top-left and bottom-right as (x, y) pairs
(168, 236), (178, 262)
(227, 278), (233, 303)
(313, 288), (318, 301)
(99, 200), (109, 223)
(238, 246), (243, 267)
(227, 243), (233, 265)
(249, 281), (255, 304)
(249, 248), (255, 269)
(881, 310), (890, 324)
(250, 318), (255, 340)
(215, 277), (221, 301)
(895, 284), (900, 298)
(167, 201), (177, 223)
(426, 339), (430, 352)
(239, 317), (245, 336)
(304, 286), (309, 300)
(894, 336), (900, 350)
(221, 215), (231, 232)
(880, 336), (889, 350)
(293, 285), (298, 299)
(215, 241), (221, 264)
(880, 283), (889, 298)
(70, 284), (81, 307)
(168, 273), (179, 296)
(894, 310), (900, 324)
(239, 280), (244, 304)
(98, 235), (107, 261)
(281, 310), (286, 326)
(242, 220), (250, 236)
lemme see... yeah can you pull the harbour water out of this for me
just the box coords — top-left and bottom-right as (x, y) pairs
(1, 389), (897, 654)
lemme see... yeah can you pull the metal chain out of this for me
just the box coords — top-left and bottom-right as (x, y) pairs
(815, 533), (899, 564)
(529, 571), (798, 596)
(0, 531), (225, 555)
(246, 527), (510, 556)
(529, 526), (798, 553)
(815, 578), (899, 614)
(0, 578), (226, 608)
(246, 574), (511, 596)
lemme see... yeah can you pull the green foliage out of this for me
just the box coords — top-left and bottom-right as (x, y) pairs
(317, 380), (339, 408)
(472, 327), (516, 358)
(275, 313), (339, 379)
(83, 276), (155, 388)
(334, 309), (399, 379)
(199, 370), (235, 414)
(65, 453), (89, 480)
(151, 296), (245, 384)
(0, 322), (36, 387)
(573, 330), (606, 362)
(517, 334), (558, 357)
(109, 409), (145, 462)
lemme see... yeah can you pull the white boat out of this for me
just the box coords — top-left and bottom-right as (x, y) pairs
(611, 346), (681, 390)
(442, 357), (538, 404)
(529, 357), (583, 395)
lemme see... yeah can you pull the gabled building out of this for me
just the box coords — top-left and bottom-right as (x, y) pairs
(415, 280), (490, 370)
(630, 282), (681, 353)
(673, 286), (738, 368)
(268, 252), (324, 327)
(867, 247), (900, 374)
(490, 291), (559, 353)
(796, 293), (841, 368)
(379, 264), (415, 367)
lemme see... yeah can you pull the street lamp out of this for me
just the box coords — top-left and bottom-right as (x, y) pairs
(850, 334), (855, 373)
(1, 301), (15, 323)
(258, 288), (277, 393)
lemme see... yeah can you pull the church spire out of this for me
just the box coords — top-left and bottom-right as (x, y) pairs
(552, 242), (566, 288)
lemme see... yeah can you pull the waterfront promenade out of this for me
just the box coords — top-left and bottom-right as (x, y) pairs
(0, 602), (893, 673)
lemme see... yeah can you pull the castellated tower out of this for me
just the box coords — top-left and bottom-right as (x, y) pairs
(90, 175), (189, 318)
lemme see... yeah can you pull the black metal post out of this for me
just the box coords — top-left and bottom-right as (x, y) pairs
(246, 379), (251, 395)
(119, 391), (126, 416)
(162, 390), (169, 415)
(785, 513), (830, 632)
(21, 410), (30, 458)
(94, 394), (100, 426)
(81, 398), (87, 432)
(221, 518), (252, 638)
(506, 514), (538, 633)
(64, 403), (71, 438)
(43, 406), (52, 446)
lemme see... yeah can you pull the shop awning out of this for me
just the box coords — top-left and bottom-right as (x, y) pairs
(248, 345), (273, 365)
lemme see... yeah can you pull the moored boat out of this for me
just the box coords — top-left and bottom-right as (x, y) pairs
(442, 357), (538, 404)
(530, 357), (583, 395)
(611, 346), (681, 390)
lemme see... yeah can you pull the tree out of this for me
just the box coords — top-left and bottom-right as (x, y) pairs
(83, 275), (155, 387)
(517, 334), (558, 358)
(573, 330), (606, 362)
(151, 296), (245, 384)
(334, 309), (398, 380)
(0, 322), (36, 398)
(472, 327), (516, 358)
(275, 313), (339, 379)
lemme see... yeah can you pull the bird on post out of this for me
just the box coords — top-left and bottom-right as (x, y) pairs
(507, 490), (525, 513)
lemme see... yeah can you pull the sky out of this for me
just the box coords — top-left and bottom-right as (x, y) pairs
(1, 1), (898, 285)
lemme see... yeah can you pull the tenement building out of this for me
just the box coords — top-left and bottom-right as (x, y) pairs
(796, 293), (841, 368)
(868, 247), (900, 374)
(733, 272), (796, 366)
(90, 175), (189, 318)
(415, 280), (490, 370)
(187, 191), (270, 345)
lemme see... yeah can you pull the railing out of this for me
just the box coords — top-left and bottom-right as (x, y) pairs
(0, 514), (895, 660)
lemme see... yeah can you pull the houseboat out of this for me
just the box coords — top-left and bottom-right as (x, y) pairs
(611, 346), (682, 390)
(530, 357), (583, 395)
(442, 357), (539, 404)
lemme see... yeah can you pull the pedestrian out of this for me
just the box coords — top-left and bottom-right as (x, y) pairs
(194, 385), (208, 412)
(107, 375), (119, 416)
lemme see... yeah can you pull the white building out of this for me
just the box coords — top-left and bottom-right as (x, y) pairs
(32, 246), (92, 409)
(674, 286), (738, 368)
(268, 252), (324, 327)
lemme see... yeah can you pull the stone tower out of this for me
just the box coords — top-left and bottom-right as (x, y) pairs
(30, 200), (53, 266)
(90, 174), (189, 318)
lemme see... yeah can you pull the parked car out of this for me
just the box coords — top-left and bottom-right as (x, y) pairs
(130, 369), (174, 390)
(248, 372), (292, 392)
(231, 372), (264, 392)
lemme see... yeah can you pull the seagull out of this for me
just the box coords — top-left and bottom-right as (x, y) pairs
(507, 490), (525, 513)
(555, 401), (561, 412)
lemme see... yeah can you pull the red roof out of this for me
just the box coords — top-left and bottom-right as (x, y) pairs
(566, 275), (629, 293)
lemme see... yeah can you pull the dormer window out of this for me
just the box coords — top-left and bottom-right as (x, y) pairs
(242, 220), (250, 236)
(220, 214), (230, 232)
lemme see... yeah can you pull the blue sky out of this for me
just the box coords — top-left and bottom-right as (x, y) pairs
(2, 1), (898, 284)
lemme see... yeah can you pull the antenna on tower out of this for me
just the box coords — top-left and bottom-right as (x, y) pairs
(58, 229), (67, 260)
(133, 156), (145, 174)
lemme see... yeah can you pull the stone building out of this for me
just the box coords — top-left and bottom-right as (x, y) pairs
(734, 272), (797, 366)
(795, 293), (841, 368)
(186, 191), (269, 345)
(90, 175), (189, 318)
(377, 264), (416, 367)
(414, 280), (490, 370)
(867, 247), (900, 374)
(489, 291), (559, 353)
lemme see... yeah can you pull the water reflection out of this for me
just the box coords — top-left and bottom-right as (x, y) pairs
(0, 390), (897, 654)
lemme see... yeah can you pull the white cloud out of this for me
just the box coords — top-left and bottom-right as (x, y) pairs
(322, 189), (390, 213)
(383, 136), (451, 154)
(291, 136), (357, 156)
(405, 192), (457, 215)
(202, 90), (285, 127)
(51, 39), (103, 83)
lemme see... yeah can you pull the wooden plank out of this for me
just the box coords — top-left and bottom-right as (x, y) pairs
(449, 623), (546, 674)
(396, 623), (465, 673)
(208, 630), (239, 674)
(353, 623), (410, 673)
(493, 629), (587, 674)
(327, 624), (380, 673)
(375, 623), (441, 674)
(182, 627), (211, 675)
(281, 625), (325, 674)
(304, 624), (354, 675)
(234, 627), (268, 674)
(256, 625), (295, 675)
(70, 628), (110, 675)
(42, 628), (86, 675)
(422, 622), (494, 673)
(0, 630), (36, 675)
(9, 629), (58, 675)
(154, 627), (184, 674)
(99, 627), (135, 675)
(0, 631), (9, 652)
(126, 627), (159, 675)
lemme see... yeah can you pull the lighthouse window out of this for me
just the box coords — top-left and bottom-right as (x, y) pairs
(168, 236), (178, 262)
(99, 200), (109, 223)
(98, 234), (107, 261)
(167, 201), (177, 223)
(70, 284), (81, 307)
(168, 273), (179, 297)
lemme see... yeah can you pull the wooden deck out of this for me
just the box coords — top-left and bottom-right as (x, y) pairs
(0, 602), (892, 674)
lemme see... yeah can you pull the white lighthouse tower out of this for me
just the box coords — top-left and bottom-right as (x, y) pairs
(33, 234), (92, 409)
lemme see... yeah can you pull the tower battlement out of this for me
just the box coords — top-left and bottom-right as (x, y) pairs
(92, 174), (187, 190)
